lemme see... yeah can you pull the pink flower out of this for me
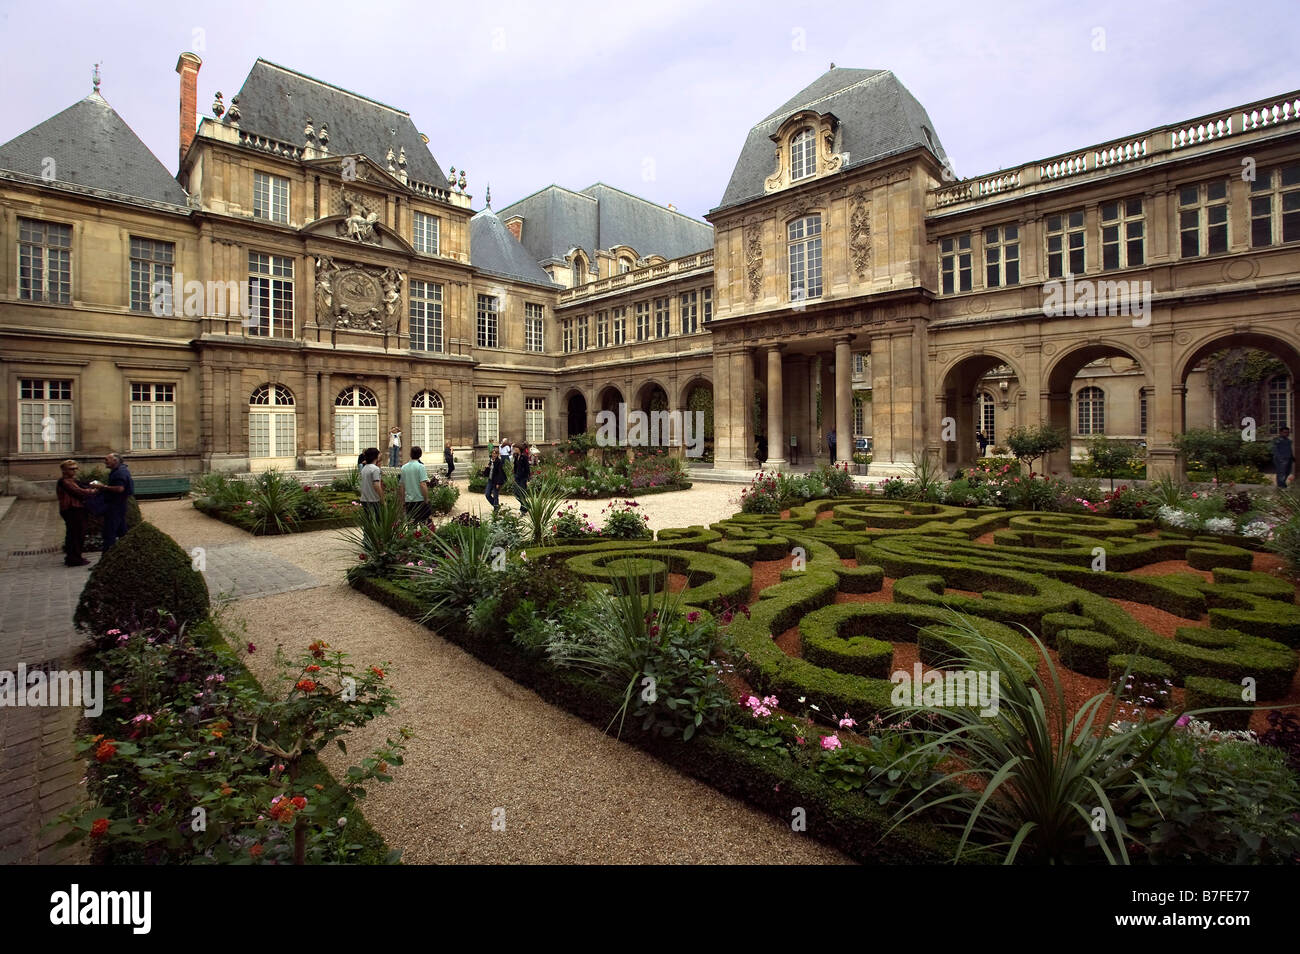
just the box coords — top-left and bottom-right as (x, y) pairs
(795, 737), (805, 745)
(838, 717), (856, 729)
(820, 734), (841, 750)
(686, 611), (700, 623)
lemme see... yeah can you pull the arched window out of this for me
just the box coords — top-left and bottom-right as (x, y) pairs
(411, 389), (445, 452)
(977, 391), (996, 440)
(619, 257), (633, 274)
(334, 385), (379, 461)
(787, 214), (823, 300)
(1077, 386), (1105, 435)
(571, 252), (587, 287)
(248, 384), (296, 463)
(1268, 375), (1292, 433)
(790, 127), (816, 181)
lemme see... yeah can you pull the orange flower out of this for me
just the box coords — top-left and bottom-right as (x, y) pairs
(305, 664), (321, 673)
(308, 641), (329, 659)
(296, 679), (318, 693)
(249, 843), (264, 859)
(370, 666), (385, 679)
(94, 740), (117, 763)
(220, 785), (233, 796)
(377, 761), (389, 774)
(90, 818), (109, 838)
(313, 784), (324, 791)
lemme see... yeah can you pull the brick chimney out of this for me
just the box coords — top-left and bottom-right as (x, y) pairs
(176, 52), (202, 168)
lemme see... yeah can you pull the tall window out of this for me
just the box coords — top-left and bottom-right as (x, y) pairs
(575, 314), (589, 351)
(248, 384), (296, 460)
(18, 378), (73, 453)
(940, 234), (972, 293)
(1250, 163), (1300, 247)
(1045, 210), (1085, 277)
(702, 287), (713, 325)
(562, 318), (573, 353)
(619, 257), (633, 274)
(1179, 180), (1229, 257)
(1101, 197), (1145, 270)
(411, 390), (444, 452)
(130, 237), (174, 313)
(788, 214), (823, 300)
(790, 127), (816, 181)
(1269, 376), (1292, 433)
(1077, 386), (1105, 435)
(635, 302), (650, 341)
(253, 171), (289, 223)
(654, 297), (670, 338)
(17, 218), (71, 303)
(477, 395), (500, 445)
(977, 390), (996, 439)
(412, 212), (440, 254)
(408, 280), (443, 352)
(1139, 389), (1148, 436)
(525, 302), (544, 353)
(130, 383), (176, 450)
(611, 307), (626, 345)
(571, 253), (587, 287)
(525, 396), (545, 443)
(853, 396), (866, 437)
(594, 312), (608, 348)
(248, 252), (294, 338)
(476, 294), (499, 348)
(984, 225), (1020, 287)
(680, 291), (698, 334)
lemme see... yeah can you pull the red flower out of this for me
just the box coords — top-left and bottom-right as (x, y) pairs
(94, 740), (117, 763)
(90, 818), (109, 838)
(291, 795), (308, 811)
(308, 641), (329, 659)
(249, 843), (264, 859)
(247, 642), (256, 654)
(370, 666), (385, 679)
(296, 679), (318, 693)
(305, 665), (321, 673)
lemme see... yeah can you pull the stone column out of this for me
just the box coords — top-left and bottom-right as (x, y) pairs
(766, 345), (787, 470)
(834, 335), (852, 465)
(711, 345), (756, 471)
(320, 372), (333, 455)
(1147, 328), (1181, 481)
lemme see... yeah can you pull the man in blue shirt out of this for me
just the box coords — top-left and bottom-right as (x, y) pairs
(96, 452), (134, 550)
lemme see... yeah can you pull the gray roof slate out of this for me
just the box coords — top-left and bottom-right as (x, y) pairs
(470, 208), (561, 289)
(715, 67), (949, 212)
(231, 59), (446, 187)
(0, 92), (189, 208)
(495, 183), (712, 267)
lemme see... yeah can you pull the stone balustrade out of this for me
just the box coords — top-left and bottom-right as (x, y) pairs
(559, 248), (713, 303)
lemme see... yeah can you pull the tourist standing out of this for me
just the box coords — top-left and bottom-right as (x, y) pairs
(1274, 427), (1295, 488)
(359, 447), (384, 519)
(57, 460), (96, 566)
(500, 438), (513, 462)
(444, 442), (455, 481)
(827, 428), (837, 465)
(484, 446), (506, 511)
(513, 442), (532, 514)
(92, 452), (134, 551)
(388, 426), (402, 468)
(399, 446), (431, 522)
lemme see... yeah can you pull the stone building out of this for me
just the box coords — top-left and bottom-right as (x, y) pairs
(1, 56), (1297, 487)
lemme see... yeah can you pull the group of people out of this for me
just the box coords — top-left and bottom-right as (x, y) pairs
(483, 439), (533, 513)
(357, 438), (455, 523)
(56, 452), (134, 566)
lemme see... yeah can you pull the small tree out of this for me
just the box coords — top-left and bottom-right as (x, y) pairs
(1175, 428), (1241, 481)
(1005, 424), (1066, 474)
(1087, 436), (1137, 491)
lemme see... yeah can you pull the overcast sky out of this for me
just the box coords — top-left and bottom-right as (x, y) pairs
(2, 0), (1298, 223)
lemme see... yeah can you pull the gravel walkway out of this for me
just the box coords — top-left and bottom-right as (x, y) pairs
(143, 493), (848, 864)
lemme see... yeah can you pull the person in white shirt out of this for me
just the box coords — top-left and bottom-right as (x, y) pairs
(500, 439), (512, 462)
(389, 426), (402, 468)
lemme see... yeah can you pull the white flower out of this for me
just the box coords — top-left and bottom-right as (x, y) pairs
(1242, 521), (1272, 540)
(1203, 517), (1236, 535)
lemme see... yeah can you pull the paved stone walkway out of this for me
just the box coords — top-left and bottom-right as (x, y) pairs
(0, 500), (322, 865)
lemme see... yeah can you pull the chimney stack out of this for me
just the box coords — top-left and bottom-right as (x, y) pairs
(176, 52), (202, 168)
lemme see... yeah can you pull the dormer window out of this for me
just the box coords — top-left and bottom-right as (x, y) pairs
(571, 251), (588, 287)
(790, 128), (816, 181)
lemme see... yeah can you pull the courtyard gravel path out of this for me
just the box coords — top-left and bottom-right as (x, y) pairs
(144, 487), (848, 864)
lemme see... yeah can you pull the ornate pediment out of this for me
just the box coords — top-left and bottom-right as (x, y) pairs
(314, 257), (403, 333)
(764, 110), (843, 195)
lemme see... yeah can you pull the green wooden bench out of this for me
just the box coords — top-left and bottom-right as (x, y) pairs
(133, 476), (192, 499)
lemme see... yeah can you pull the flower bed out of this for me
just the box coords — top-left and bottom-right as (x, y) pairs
(348, 491), (1300, 864)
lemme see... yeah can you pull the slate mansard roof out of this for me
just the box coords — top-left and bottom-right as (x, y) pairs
(470, 208), (561, 289)
(715, 67), (950, 212)
(230, 59), (447, 188)
(0, 92), (189, 209)
(496, 183), (713, 268)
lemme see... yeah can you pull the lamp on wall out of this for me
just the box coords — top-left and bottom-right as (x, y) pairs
(999, 379), (1009, 391)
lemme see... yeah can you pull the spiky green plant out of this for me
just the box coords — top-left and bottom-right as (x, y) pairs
(248, 469), (305, 534)
(517, 473), (568, 546)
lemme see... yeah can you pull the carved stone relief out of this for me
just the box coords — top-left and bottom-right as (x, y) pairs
(849, 187), (872, 278)
(744, 220), (764, 301)
(333, 188), (382, 244)
(315, 256), (402, 332)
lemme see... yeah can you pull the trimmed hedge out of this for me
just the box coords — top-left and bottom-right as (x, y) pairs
(1184, 676), (1253, 731)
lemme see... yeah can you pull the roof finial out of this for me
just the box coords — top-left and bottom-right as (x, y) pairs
(486, 184), (492, 209)
(92, 62), (101, 94)
(829, 61), (836, 70)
